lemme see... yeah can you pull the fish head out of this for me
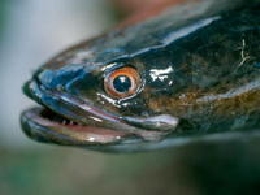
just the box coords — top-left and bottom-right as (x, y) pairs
(21, 36), (180, 150)
(21, 1), (260, 151)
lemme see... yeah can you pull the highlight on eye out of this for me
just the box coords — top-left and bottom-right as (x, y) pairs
(104, 66), (141, 99)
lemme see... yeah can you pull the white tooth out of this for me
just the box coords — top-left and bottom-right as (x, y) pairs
(89, 137), (95, 142)
(70, 121), (74, 125)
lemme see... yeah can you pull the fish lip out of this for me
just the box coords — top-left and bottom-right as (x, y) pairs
(24, 79), (122, 124)
(20, 107), (129, 145)
(20, 106), (167, 147)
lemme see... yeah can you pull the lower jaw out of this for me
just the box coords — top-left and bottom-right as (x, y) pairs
(20, 107), (166, 147)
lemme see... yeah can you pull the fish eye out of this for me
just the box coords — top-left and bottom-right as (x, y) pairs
(104, 67), (140, 99)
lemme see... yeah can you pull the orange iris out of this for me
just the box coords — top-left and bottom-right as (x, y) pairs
(104, 67), (140, 99)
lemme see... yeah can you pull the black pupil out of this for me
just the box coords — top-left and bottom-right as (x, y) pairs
(113, 75), (131, 92)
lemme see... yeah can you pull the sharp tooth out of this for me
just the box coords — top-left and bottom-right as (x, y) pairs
(70, 121), (74, 126)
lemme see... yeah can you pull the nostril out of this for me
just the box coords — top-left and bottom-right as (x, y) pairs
(37, 69), (57, 89)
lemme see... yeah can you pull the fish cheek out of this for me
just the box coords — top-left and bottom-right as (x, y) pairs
(116, 94), (154, 117)
(66, 73), (102, 101)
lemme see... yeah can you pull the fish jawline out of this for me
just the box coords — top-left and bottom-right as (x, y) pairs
(20, 107), (166, 146)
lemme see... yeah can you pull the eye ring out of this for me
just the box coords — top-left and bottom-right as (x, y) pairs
(104, 67), (140, 99)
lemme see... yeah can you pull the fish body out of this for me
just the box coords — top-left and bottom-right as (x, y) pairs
(21, 1), (260, 151)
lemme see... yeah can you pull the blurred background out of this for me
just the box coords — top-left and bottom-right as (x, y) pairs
(0, 1), (259, 195)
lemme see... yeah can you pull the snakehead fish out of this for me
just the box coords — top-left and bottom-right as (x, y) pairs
(21, 1), (260, 151)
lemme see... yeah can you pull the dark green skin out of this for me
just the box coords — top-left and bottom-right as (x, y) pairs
(21, 2), (260, 151)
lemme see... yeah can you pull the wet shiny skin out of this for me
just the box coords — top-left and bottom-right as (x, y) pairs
(21, 2), (260, 151)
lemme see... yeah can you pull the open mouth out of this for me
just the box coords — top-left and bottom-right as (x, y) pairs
(21, 105), (169, 149)
(21, 79), (134, 146)
(21, 107), (130, 145)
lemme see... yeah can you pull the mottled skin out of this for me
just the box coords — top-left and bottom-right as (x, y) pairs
(21, 1), (260, 151)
